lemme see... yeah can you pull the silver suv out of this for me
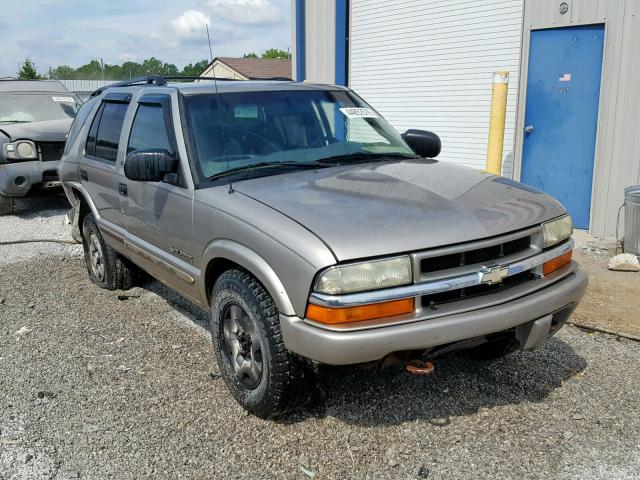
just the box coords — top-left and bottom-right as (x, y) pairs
(60, 76), (587, 418)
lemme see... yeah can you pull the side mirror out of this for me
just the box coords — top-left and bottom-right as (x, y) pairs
(124, 149), (178, 182)
(401, 129), (441, 158)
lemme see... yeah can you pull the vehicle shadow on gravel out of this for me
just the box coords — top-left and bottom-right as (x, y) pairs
(12, 193), (69, 220)
(282, 339), (587, 426)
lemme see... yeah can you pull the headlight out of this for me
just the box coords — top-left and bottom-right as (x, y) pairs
(315, 256), (412, 295)
(3, 140), (38, 160)
(543, 215), (573, 248)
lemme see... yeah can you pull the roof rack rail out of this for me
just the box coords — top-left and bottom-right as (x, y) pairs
(90, 75), (167, 97)
(90, 74), (295, 97)
(164, 76), (240, 82)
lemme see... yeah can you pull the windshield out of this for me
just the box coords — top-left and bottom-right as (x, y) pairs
(184, 89), (416, 180)
(0, 93), (81, 123)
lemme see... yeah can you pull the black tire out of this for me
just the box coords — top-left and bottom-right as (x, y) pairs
(210, 268), (314, 418)
(82, 214), (135, 290)
(468, 334), (519, 361)
(0, 194), (15, 216)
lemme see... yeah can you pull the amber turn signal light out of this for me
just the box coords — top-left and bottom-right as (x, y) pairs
(306, 298), (415, 325)
(543, 250), (572, 276)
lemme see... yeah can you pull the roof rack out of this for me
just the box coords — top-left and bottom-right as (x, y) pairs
(90, 75), (167, 97)
(90, 75), (294, 97)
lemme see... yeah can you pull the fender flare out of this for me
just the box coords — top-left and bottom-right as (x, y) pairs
(63, 181), (100, 242)
(200, 239), (296, 316)
(64, 181), (100, 219)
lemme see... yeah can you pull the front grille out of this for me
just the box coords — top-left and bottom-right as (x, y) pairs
(420, 235), (532, 275)
(38, 142), (65, 162)
(421, 270), (534, 309)
(414, 227), (542, 283)
(412, 226), (544, 313)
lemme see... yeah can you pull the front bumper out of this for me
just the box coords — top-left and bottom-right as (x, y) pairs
(280, 263), (588, 365)
(0, 160), (60, 197)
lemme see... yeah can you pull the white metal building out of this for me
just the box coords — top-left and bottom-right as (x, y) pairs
(291, 0), (640, 238)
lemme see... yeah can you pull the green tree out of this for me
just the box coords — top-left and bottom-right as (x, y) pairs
(49, 65), (75, 80)
(74, 59), (104, 80)
(243, 52), (259, 59)
(17, 58), (44, 79)
(181, 59), (210, 77)
(261, 48), (290, 59)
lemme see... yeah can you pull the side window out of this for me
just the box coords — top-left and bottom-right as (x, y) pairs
(64, 98), (96, 155)
(86, 101), (128, 162)
(127, 104), (172, 153)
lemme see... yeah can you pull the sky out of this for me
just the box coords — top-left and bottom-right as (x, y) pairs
(0, 0), (292, 77)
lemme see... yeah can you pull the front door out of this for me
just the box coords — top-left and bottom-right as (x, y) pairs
(520, 24), (605, 229)
(120, 95), (199, 303)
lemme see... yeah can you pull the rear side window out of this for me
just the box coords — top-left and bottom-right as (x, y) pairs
(64, 98), (96, 156)
(86, 101), (128, 162)
(127, 104), (172, 153)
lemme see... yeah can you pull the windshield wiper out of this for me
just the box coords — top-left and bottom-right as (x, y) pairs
(0, 120), (31, 124)
(207, 161), (323, 180)
(316, 152), (419, 165)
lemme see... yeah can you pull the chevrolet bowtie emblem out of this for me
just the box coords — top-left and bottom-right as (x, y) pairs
(479, 266), (509, 285)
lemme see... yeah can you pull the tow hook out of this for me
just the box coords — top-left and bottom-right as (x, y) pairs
(405, 359), (435, 375)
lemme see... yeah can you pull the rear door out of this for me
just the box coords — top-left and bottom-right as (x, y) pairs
(81, 92), (131, 230)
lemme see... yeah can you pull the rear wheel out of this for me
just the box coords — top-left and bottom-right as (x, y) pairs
(210, 268), (314, 418)
(82, 214), (135, 290)
(0, 195), (15, 216)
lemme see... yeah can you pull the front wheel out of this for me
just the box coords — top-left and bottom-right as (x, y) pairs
(210, 269), (314, 418)
(0, 194), (15, 216)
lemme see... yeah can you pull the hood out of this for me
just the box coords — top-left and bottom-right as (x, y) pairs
(234, 160), (566, 261)
(0, 118), (72, 142)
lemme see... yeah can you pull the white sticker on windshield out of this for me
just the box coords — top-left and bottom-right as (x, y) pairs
(52, 96), (75, 103)
(339, 107), (379, 119)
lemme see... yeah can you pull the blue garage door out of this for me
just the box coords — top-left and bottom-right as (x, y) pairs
(521, 25), (604, 229)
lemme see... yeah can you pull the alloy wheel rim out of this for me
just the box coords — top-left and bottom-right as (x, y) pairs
(221, 303), (263, 389)
(88, 234), (105, 282)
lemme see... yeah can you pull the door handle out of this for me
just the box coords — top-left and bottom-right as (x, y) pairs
(524, 125), (534, 134)
(80, 169), (88, 181)
(118, 183), (128, 196)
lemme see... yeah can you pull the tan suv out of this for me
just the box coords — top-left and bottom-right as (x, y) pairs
(60, 76), (587, 418)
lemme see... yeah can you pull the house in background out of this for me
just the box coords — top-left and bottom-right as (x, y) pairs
(291, 0), (640, 238)
(199, 57), (293, 80)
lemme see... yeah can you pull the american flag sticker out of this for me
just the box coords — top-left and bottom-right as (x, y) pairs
(559, 73), (572, 82)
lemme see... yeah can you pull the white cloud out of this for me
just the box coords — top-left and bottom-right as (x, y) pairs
(170, 10), (211, 38)
(202, 0), (282, 25)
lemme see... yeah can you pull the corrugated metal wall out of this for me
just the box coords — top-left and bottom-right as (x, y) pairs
(349, 0), (524, 175)
(304, 0), (336, 83)
(515, 0), (640, 237)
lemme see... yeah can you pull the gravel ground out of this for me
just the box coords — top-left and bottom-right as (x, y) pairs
(1, 198), (639, 480)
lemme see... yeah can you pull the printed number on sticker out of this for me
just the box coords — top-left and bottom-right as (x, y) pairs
(339, 107), (379, 119)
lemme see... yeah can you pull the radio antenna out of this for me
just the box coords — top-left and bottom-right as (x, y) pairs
(205, 24), (233, 193)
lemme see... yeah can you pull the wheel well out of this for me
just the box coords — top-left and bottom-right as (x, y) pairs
(71, 187), (91, 237)
(204, 257), (244, 304)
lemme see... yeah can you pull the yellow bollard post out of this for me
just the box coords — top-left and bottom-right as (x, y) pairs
(486, 71), (509, 175)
